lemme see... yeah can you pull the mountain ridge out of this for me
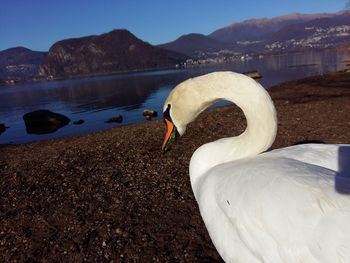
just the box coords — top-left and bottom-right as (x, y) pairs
(222, 11), (347, 28)
(209, 11), (347, 43)
(2, 10), (350, 83)
(158, 10), (350, 56)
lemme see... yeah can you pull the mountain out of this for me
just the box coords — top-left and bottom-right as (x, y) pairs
(3, 11), (350, 83)
(209, 12), (343, 44)
(156, 11), (350, 58)
(265, 12), (350, 46)
(39, 29), (187, 79)
(234, 11), (350, 53)
(0, 47), (47, 81)
(157, 33), (230, 56)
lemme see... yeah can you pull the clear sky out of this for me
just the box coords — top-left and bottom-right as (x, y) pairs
(0, 0), (349, 51)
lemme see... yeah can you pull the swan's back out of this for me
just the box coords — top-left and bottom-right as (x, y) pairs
(195, 144), (350, 263)
(268, 144), (350, 175)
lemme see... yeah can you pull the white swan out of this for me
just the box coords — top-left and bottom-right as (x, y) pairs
(161, 71), (350, 263)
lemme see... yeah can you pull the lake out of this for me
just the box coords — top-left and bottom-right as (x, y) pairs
(1, 49), (349, 144)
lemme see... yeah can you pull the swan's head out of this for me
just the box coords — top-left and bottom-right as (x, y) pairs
(161, 77), (217, 152)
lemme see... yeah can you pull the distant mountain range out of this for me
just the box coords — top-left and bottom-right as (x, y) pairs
(1, 10), (350, 83)
(161, 11), (350, 56)
(259, 12), (350, 52)
(209, 12), (340, 43)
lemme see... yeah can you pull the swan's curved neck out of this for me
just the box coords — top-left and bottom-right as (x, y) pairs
(188, 73), (277, 195)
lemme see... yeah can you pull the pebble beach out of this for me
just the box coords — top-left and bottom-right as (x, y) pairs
(1, 71), (350, 262)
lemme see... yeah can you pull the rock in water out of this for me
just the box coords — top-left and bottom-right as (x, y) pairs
(73, 119), (85, 125)
(0, 123), (7, 135)
(23, 110), (70, 134)
(105, 115), (123, 123)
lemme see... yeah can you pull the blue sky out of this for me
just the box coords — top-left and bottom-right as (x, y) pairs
(0, 0), (348, 51)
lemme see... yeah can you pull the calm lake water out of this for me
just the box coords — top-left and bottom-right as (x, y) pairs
(1, 49), (349, 144)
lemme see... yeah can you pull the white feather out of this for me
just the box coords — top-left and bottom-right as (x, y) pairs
(163, 71), (350, 263)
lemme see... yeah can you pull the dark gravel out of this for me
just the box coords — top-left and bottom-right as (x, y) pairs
(1, 71), (350, 262)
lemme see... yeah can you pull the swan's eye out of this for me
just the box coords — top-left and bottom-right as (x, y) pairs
(163, 104), (172, 121)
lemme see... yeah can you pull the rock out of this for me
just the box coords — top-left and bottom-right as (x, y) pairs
(143, 109), (158, 120)
(73, 119), (85, 125)
(243, 70), (262, 80)
(23, 110), (70, 134)
(105, 115), (123, 123)
(0, 123), (7, 135)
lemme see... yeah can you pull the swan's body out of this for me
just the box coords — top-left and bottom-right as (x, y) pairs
(161, 71), (350, 263)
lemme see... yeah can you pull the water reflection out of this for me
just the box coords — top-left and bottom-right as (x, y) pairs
(0, 70), (186, 115)
(0, 49), (349, 144)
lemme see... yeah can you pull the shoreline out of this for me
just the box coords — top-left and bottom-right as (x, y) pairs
(1, 68), (349, 146)
(1, 71), (350, 261)
(2, 47), (347, 88)
(0, 65), (181, 87)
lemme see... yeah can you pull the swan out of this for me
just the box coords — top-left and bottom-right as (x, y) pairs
(161, 71), (350, 263)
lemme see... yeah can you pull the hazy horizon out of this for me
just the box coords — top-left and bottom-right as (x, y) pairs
(0, 0), (349, 52)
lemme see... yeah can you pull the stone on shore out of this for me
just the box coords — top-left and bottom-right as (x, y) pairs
(243, 70), (262, 80)
(23, 110), (70, 134)
(143, 109), (158, 120)
(105, 115), (123, 123)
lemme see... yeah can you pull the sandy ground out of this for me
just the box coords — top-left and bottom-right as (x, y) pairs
(1, 71), (350, 262)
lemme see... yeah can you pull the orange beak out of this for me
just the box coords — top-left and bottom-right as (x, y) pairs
(162, 118), (177, 153)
